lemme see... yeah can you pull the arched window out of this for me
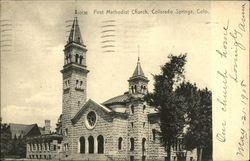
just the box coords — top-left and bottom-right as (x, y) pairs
(141, 85), (144, 93)
(142, 138), (146, 152)
(143, 105), (146, 113)
(131, 86), (134, 94)
(76, 80), (79, 88)
(130, 138), (134, 151)
(131, 105), (134, 114)
(80, 81), (83, 89)
(118, 137), (122, 150)
(152, 129), (156, 141)
(80, 56), (83, 64)
(88, 136), (94, 154)
(65, 56), (68, 64)
(65, 128), (68, 136)
(97, 135), (104, 154)
(134, 85), (137, 93)
(79, 136), (85, 153)
(69, 54), (72, 63)
(75, 54), (79, 63)
(144, 86), (147, 94)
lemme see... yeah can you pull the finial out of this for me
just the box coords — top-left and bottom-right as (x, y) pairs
(137, 45), (140, 62)
(74, 0), (78, 17)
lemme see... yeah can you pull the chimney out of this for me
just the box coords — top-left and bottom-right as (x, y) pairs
(44, 120), (51, 134)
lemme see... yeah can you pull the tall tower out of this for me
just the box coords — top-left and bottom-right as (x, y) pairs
(61, 15), (88, 155)
(128, 57), (149, 95)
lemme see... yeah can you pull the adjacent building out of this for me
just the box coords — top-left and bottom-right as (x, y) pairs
(26, 133), (63, 160)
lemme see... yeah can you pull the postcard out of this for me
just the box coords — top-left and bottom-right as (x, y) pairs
(0, 1), (249, 161)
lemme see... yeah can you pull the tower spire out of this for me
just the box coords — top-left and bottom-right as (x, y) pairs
(67, 14), (84, 45)
(137, 45), (140, 62)
(128, 49), (149, 95)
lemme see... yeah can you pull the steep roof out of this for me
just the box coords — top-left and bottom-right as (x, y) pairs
(9, 123), (39, 138)
(68, 17), (84, 45)
(132, 59), (145, 77)
(129, 58), (149, 82)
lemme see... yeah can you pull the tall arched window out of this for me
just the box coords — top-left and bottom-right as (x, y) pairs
(97, 135), (104, 154)
(131, 105), (134, 114)
(142, 138), (146, 152)
(134, 85), (137, 93)
(130, 138), (134, 151)
(88, 136), (94, 154)
(131, 86), (134, 94)
(152, 129), (156, 141)
(118, 137), (122, 150)
(141, 85), (144, 93)
(79, 136), (85, 153)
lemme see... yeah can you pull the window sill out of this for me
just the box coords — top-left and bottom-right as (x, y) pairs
(75, 88), (84, 92)
(63, 88), (70, 94)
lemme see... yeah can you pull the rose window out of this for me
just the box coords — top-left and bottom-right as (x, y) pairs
(86, 111), (96, 128)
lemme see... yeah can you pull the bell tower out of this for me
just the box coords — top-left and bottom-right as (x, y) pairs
(128, 57), (149, 95)
(61, 13), (89, 155)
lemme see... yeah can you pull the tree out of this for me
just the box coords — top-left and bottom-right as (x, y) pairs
(145, 54), (187, 161)
(176, 82), (212, 161)
(186, 88), (212, 161)
(16, 135), (26, 158)
(0, 123), (12, 158)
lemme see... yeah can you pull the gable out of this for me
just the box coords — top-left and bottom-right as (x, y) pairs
(71, 99), (112, 124)
(25, 124), (41, 137)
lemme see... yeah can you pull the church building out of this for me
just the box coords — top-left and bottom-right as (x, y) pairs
(26, 14), (197, 161)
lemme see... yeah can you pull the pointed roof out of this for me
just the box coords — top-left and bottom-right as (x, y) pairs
(132, 57), (145, 77)
(68, 17), (84, 45)
(129, 57), (149, 81)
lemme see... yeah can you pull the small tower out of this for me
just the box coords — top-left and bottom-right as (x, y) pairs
(127, 57), (149, 161)
(128, 57), (149, 95)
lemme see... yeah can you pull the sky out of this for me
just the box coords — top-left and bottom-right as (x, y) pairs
(1, 1), (212, 130)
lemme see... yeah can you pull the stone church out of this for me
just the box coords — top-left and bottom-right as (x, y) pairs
(26, 15), (197, 161)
